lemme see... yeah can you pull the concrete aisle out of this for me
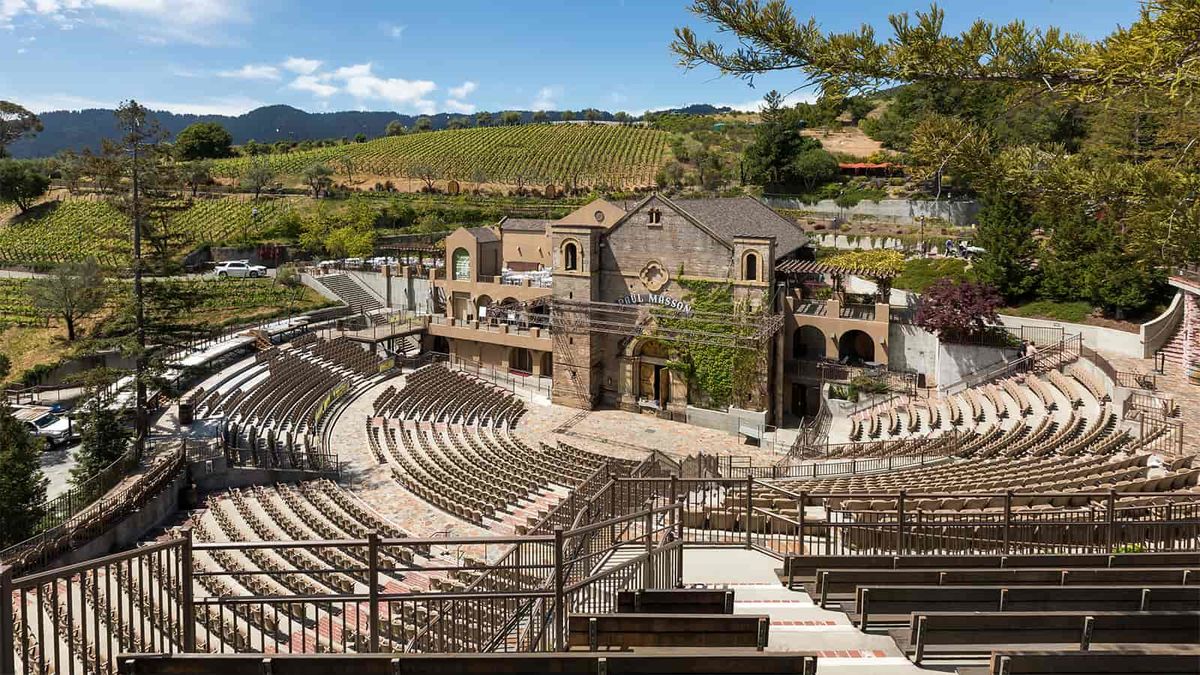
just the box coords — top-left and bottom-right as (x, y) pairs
(681, 548), (945, 674)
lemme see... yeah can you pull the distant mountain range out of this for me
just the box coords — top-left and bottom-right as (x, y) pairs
(8, 103), (737, 159)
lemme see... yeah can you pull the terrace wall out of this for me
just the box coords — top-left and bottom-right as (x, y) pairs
(762, 197), (981, 226)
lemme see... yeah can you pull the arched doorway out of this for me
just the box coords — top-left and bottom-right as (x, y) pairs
(510, 347), (534, 374)
(838, 330), (875, 364)
(792, 325), (826, 360)
(431, 335), (450, 356)
(636, 340), (672, 409)
(475, 294), (493, 321)
(451, 248), (471, 280)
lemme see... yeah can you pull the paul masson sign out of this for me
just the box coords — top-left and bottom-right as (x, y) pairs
(616, 293), (692, 314)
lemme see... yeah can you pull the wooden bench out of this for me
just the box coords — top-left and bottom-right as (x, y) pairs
(116, 652), (820, 675)
(782, 552), (1199, 587)
(972, 647), (1200, 674)
(890, 610), (1199, 664)
(850, 585), (1200, 630)
(566, 614), (770, 652)
(616, 589), (735, 614)
(811, 567), (1197, 606)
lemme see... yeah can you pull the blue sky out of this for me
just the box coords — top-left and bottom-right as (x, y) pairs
(1, 1), (1139, 117)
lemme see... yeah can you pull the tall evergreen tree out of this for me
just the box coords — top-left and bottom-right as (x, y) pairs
(0, 404), (48, 547)
(972, 194), (1039, 303)
(70, 397), (131, 499)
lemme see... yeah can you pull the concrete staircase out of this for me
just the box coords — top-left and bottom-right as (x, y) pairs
(1159, 300), (1198, 369)
(315, 274), (384, 314)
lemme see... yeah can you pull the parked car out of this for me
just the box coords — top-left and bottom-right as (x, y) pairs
(12, 405), (75, 448)
(212, 260), (268, 278)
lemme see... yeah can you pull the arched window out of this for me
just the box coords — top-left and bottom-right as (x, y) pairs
(563, 241), (579, 271)
(451, 248), (471, 280)
(744, 252), (759, 281)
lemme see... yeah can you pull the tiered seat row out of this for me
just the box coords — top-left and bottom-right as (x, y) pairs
(376, 364), (525, 427)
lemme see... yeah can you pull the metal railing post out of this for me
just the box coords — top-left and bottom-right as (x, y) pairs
(367, 532), (380, 652)
(1, 565), (15, 675)
(675, 499), (685, 588)
(1003, 491), (1012, 556)
(553, 528), (566, 651)
(798, 490), (807, 556)
(896, 490), (906, 555)
(180, 527), (196, 652)
(1106, 491), (1117, 551)
(745, 475), (754, 549)
(644, 511), (655, 587)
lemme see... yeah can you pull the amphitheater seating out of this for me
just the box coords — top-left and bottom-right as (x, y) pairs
(566, 613), (770, 651)
(616, 589), (735, 614)
(373, 364), (635, 530)
(851, 585), (1200, 630)
(891, 610), (1198, 664)
(972, 648), (1200, 675)
(192, 333), (386, 471)
(116, 652), (822, 675)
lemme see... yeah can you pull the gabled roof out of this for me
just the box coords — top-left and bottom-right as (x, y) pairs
(464, 226), (500, 243)
(498, 217), (551, 233)
(556, 198), (626, 228)
(604, 193), (733, 251)
(671, 196), (809, 256)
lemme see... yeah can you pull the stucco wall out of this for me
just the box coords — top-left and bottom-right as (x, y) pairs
(888, 322), (939, 383)
(995, 314), (1144, 358)
(937, 343), (1021, 391)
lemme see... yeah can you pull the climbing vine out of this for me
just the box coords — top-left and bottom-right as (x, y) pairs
(655, 277), (768, 410)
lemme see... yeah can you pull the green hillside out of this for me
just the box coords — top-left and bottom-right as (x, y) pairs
(0, 196), (298, 269)
(212, 124), (670, 189)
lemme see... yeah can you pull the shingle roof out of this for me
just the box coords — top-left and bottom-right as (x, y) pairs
(499, 217), (551, 233)
(465, 226), (500, 243)
(671, 197), (809, 256)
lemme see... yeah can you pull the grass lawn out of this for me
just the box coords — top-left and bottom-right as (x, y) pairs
(1001, 299), (1095, 324)
(893, 257), (972, 293)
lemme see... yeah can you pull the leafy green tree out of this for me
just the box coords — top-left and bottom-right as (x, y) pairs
(240, 155), (275, 199)
(385, 120), (407, 136)
(790, 148), (839, 191)
(474, 111), (493, 127)
(560, 110), (574, 122)
(354, 133), (367, 143)
(583, 108), (601, 123)
(0, 100), (43, 158)
(532, 110), (549, 124)
(972, 193), (1039, 302)
(174, 122), (233, 160)
(0, 159), (51, 212)
(500, 111), (522, 126)
(447, 117), (469, 130)
(27, 257), (107, 341)
(414, 116), (433, 132)
(275, 264), (306, 317)
(614, 111), (631, 124)
(302, 162), (334, 198)
(0, 403), (48, 547)
(0, 353), (10, 381)
(182, 159), (213, 197)
(55, 149), (85, 194)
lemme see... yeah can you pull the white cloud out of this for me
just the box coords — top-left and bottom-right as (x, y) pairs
(3, 0), (248, 43)
(218, 63), (280, 80)
(288, 74), (338, 98)
(282, 56), (322, 75)
(719, 89), (818, 112)
(448, 81), (476, 99)
(20, 93), (110, 112)
(386, 23), (404, 39)
(443, 99), (475, 114)
(532, 86), (560, 110)
(140, 95), (265, 116)
(330, 62), (436, 113)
